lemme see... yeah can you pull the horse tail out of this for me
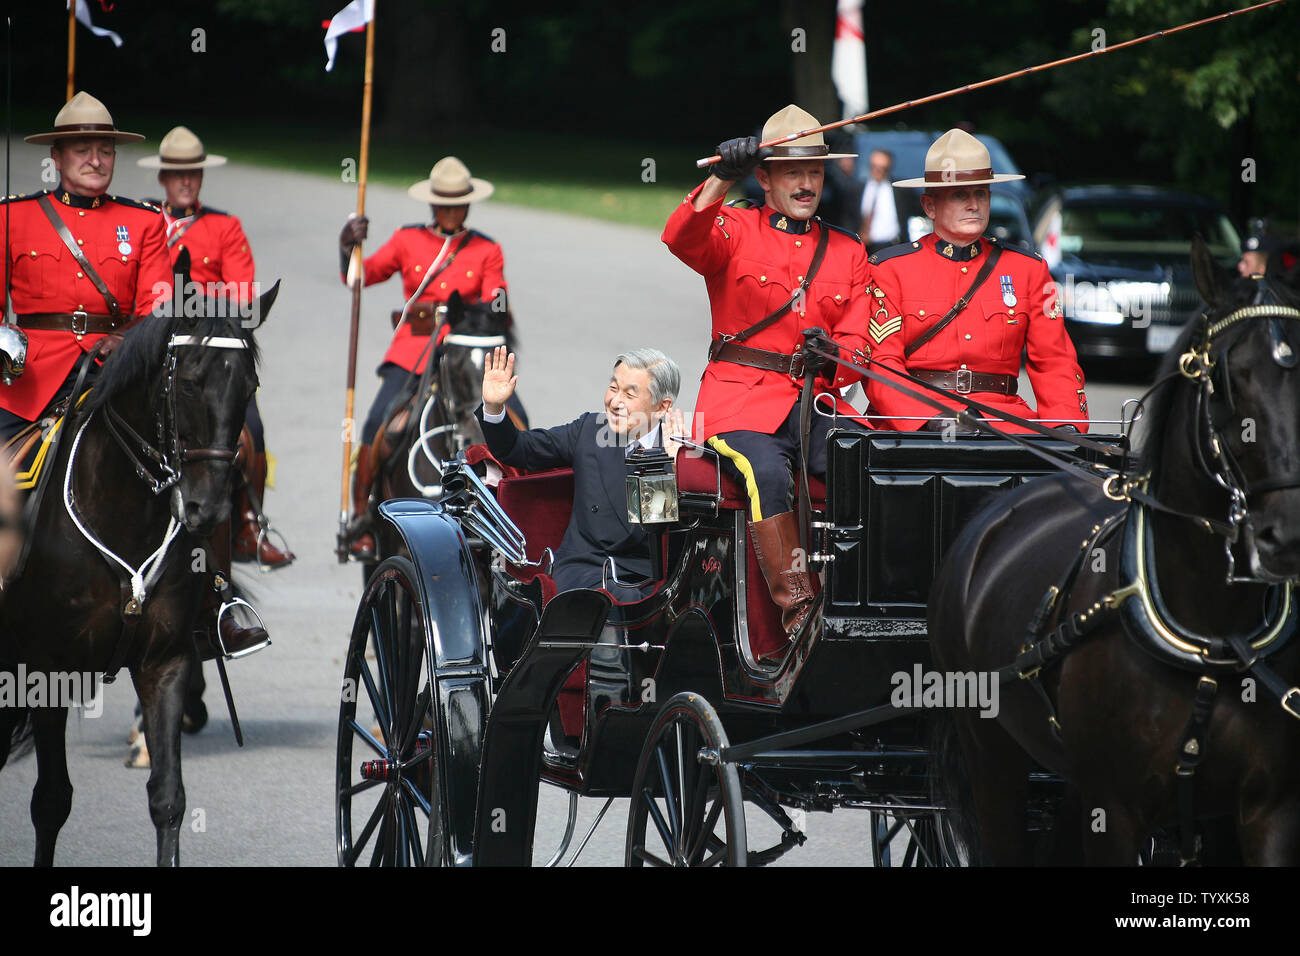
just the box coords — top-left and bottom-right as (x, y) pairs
(4, 707), (35, 763)
(928, 706), (982, 866)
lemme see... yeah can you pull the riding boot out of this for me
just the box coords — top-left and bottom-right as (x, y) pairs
(749, 511), (816, 652)
(232, 452), (295, 569)
(347, 445), (377, 560)
(196, 522), (271, 661)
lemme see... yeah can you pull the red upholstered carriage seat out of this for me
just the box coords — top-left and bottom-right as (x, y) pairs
(476, 446), (826, 738)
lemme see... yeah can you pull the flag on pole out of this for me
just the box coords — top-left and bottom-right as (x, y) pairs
(324, 0), (374, 72)
(831, 0), (866, 120)
(72, 0), (124, 48)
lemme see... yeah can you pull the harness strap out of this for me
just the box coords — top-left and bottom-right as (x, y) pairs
(1174, 675), (1219, 864)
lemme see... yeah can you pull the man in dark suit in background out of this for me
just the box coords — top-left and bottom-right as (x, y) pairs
(476, 346), (686, 599)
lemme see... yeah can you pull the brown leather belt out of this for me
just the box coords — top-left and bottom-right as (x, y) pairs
(709, 340), (805, 378)
(16, 312), (126, 336)
(911, 368), (1018, 396)
(391, 306), (442, 335)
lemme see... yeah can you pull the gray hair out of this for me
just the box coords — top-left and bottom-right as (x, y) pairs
(613, 348), (681, 406)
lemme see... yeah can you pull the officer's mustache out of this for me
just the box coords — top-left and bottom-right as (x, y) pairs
(792, 191), (816, 200)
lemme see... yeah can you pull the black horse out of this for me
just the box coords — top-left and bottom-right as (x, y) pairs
(370, 294), (521, 567)
(0, 275), (277, 866)
(929, 238), (1300, 865)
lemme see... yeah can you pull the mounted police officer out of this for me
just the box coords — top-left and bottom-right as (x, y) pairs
(865, 129), (1089, 433)
(663, 104), (873, 658)
(138, 126), (295, 570)
(336, 156), (510, 559)
(0, 93), (267, 670)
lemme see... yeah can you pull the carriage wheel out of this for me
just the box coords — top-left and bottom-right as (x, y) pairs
(869, 804), (963, 867)
(625, 693), (747, 867)
(337, 556), (448, 866)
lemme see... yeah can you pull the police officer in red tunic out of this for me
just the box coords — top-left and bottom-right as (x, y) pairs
(337, 156), (509, 558)
(0, 93), (267, 668)
(138, 126), (294, 570)
(663, 105), (873, 653)
(865, 129), (1089, 432)
(0, 92), (170, 441)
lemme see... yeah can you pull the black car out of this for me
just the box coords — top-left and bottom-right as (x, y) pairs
(1031, 186), (1242, 363)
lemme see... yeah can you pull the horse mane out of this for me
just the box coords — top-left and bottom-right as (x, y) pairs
(447, 293), (517, 352)
(84, 310), (259, 416)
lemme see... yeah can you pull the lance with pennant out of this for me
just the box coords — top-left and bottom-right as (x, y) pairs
(66, 2), (76, 102)
(696, 0), (1291, 167)
(337, 3), (377, 562)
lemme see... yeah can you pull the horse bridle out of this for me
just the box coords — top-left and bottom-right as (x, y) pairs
(103, 333), (252, 494)
(1170, 281), (1300, 580)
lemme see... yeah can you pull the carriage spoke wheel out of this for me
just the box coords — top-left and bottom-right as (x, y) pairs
(337, 556), (447, 866)
(625, 693), (746, 867)
(869, 802), (963, 867)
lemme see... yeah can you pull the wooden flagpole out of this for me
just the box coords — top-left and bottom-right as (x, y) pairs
(337, 5), (376, 561)
(66, 1), (76, 102)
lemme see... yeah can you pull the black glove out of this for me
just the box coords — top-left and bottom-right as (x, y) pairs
(339, 215), (369, 251)
(713, 136), (767, 182)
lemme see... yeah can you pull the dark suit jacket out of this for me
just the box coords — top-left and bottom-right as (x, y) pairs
(477, 406), (655, 595)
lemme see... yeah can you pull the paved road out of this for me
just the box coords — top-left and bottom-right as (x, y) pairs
(0, 146), (1146, 867)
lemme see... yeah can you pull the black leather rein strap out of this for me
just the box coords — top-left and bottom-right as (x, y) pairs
(904, 245), (1002, 359)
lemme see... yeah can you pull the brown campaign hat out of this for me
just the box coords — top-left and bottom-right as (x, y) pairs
(137, 126), (228, 170)
(894, 128), (1025, 188)
(760, 104), (856, 161)
(25, 91), (145, 145)
(407, 157), (494, 205)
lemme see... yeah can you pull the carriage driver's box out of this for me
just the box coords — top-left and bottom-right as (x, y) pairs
(811, 429), (1122, 713)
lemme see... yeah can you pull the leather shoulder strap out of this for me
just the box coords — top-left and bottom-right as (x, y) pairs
(718, 224), (831, 353)
(426, 230), (474, 285)
(167, 207), (207, 248)
(904, 244), (1002, 359)
(37, 196), (122, 317)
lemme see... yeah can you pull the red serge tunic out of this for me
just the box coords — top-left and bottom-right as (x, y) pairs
(162, 201), (255, 298)
(350, 225), (507, 374)
(865, 234), (1089, 431)
(0, 189), (171, 420)
(662, 182), (874, 440)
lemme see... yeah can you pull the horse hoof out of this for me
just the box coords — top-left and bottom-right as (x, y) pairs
(125, 740), (151, 769)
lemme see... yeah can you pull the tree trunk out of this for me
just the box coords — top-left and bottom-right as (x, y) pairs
(781, 0), (839, 123)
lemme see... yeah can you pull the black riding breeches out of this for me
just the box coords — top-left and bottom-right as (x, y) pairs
(362, 362), (415, 447)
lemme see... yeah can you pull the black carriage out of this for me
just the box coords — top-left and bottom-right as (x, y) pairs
(335, 421), (1117, 866)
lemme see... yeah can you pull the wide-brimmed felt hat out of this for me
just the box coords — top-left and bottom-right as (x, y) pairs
(894, 128), (1025, 188)
(408, 157), (494, 205)
(137, 126), (227, 170)
(25, 91), (144, 145)
(760, 104), (857, 162)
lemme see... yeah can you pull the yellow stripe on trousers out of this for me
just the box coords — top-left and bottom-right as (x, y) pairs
(707, 436), (763, 522)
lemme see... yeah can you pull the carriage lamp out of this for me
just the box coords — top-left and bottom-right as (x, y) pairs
(626, 446), (679, 525)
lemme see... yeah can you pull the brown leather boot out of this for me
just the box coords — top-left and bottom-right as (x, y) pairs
(232, 452), (295, 569)
(347, 445), (377, 560)
(749, 511), (816, 643)
(197, 522), (271, 661)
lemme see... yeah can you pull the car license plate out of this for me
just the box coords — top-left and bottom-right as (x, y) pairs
(1145, 324), (1181, 353)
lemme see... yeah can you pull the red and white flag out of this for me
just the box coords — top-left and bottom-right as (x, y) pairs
(831, 0), (866, 120)
(323, 0), (374, 72)
(72, 0), (124, 48)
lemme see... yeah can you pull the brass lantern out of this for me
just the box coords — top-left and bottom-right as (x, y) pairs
(626, 446), (679, 525)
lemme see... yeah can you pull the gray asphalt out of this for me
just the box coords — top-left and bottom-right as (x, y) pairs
(0, 144), (1143, 867)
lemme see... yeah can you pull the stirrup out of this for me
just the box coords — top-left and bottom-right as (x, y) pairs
(216, 597), (271, 660)
(255, 524), (295, 573)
